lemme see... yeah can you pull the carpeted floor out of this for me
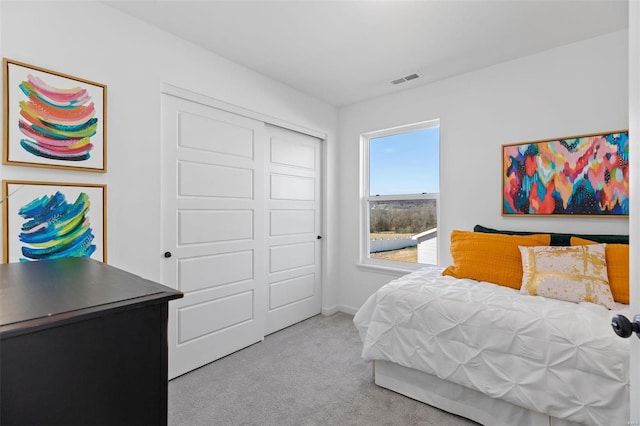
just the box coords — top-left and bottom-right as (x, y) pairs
(168, 312), (478, 426)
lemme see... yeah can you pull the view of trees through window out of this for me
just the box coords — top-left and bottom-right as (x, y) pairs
(365, 122), (439, 265)
(369, 199), (437, 234)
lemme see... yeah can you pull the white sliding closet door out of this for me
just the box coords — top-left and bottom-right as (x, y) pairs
(265, 125), (322, 335)
(161, 95), (266, 379)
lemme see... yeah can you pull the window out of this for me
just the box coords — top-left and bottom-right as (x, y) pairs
(361, 120), (440, 270)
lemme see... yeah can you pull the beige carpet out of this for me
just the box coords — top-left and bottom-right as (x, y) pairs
(168, 312), (478, 426)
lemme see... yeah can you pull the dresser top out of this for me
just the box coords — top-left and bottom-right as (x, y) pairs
(1, 258), (182, 336)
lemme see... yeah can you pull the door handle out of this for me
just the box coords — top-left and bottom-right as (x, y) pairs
(611, 314), (640, 339)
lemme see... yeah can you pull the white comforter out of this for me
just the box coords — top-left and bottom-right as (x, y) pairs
(354, 267), (630, 426)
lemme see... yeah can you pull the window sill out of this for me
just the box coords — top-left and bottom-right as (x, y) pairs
(356, 260), (427, 276)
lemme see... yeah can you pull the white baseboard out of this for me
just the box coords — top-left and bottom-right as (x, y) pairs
(322, 305), (359, 316)
(321, 305), (339, 315)
(337, 305), (359, 315)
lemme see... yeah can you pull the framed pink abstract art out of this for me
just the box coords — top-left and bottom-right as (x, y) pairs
(3, 58), (107, 172)
(502, 130), (628, 216)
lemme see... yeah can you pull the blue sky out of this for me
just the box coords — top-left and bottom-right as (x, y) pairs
(369, 127), (440, 196)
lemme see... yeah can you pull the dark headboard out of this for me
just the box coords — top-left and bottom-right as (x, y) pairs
(474, 224), (629, 246)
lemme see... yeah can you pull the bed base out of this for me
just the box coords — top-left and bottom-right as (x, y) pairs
(373, 360), (581, 426)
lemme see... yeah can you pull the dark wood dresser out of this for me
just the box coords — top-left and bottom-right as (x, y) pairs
(0, 258), (183, 426)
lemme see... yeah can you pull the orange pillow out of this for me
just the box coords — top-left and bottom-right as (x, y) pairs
(571, 237), (629, 304)
(443, 230), (551, 289)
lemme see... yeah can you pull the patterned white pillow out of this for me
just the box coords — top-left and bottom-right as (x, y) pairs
(519, 244), (615, 309)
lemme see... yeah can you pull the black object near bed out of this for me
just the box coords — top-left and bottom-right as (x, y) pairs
(474, 224), (629, 245)
(0, 257), (183, 425)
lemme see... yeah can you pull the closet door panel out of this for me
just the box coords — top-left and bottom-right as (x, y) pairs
(162, 95), (266, 379)
(265, 125), (322, 335)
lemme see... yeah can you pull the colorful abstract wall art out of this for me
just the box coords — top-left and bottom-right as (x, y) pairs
(3, 58), (107, 172)
(2, 180), (106, 263)
(502, 130), (629, 216)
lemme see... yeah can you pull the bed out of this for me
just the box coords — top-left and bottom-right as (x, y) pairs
(353, 227), (630, 426)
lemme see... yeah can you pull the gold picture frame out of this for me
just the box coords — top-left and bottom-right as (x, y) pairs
(2, 180), (107, 263)
(3, 58), (107, 172)
(502, 130), (628, 216)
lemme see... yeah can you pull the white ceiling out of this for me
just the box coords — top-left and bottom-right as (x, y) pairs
(104, 0), (629, 107)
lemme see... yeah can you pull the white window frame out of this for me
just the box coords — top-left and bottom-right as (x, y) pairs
(359, 119), (440, 273)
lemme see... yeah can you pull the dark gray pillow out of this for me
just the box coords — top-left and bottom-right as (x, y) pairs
(473, 224), (628, 246)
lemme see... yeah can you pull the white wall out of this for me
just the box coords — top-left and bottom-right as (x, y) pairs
(337, 30), (629, 312)
(627, 1), (639, 422)
(0, 1), (340, 311)
(0, 2), (630, 320)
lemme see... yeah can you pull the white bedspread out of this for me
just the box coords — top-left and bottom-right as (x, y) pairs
(353, 267), (630, 426)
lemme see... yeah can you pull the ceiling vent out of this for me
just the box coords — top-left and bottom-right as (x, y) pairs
(391, 73), (421, 85)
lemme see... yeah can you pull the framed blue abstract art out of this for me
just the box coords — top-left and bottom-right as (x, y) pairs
(2, 180), (106, 263)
